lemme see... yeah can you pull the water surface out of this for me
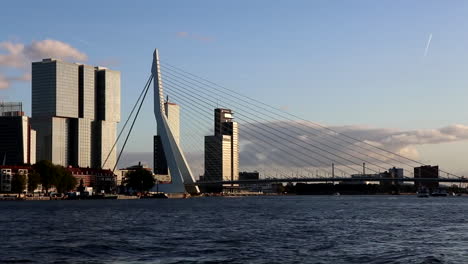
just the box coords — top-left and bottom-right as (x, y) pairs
(1, 196), (467, 263)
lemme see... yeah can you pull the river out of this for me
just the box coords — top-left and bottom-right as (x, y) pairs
(1, 195), (467, 263)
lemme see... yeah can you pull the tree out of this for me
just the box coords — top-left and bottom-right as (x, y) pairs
(32, 160), (77, 194)
(54, 165), (77, 193)
(11, 174), (27, 194)
(27, 171), (41, 193)
(124, 168), (155, 193)
(33, 160), (57, 193)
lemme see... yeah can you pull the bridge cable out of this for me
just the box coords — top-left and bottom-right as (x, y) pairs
(161, 63), (457, 179)
(112, 74), (153, 173)
(102, 74), (153, 169)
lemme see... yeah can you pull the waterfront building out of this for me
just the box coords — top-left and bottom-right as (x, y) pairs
(31, 59), (120, 169)
(118, 162), (153, 186)
(239, 171), (260, 181)
(0, 164), (115, 193)
(0, 102), (36, 165)
(204, 108), (239, 192)
(0, 166), (30, 192)
(238, 171), (261, 192)
(414, 165), (439, 190)
(67, 167), (116, 193)
(118, 162), (167, 193)
(380, 167), (404, 186)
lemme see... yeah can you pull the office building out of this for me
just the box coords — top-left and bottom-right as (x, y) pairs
(414, 165), (439, 190)
(380, 167), (404, 186)
(239, 171), (260, 181)
(0, 166), (30, 192)
(0, 102), (36, 165)
(31, 59), (120, 169)
(204, 108), (239, 192)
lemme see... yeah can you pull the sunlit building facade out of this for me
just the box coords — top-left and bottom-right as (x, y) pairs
(204, 108), (239, 192)
(31, 59), (120, 169)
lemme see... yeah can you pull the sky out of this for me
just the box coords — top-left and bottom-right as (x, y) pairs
(1, 0), (468, 175)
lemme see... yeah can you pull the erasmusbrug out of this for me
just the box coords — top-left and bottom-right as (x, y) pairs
(110, 49), (468, 195)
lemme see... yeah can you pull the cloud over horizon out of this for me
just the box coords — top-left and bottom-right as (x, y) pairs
(238, 122), (468, 170)
(0, 39), (87, 89)
(118, 123), (468, 176)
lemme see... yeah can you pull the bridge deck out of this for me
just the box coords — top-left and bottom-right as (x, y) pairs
(191, 177), (468, 186)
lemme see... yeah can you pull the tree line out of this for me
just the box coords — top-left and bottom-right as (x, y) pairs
(10, 161), (157, 195)
(11, 160), (77, 194)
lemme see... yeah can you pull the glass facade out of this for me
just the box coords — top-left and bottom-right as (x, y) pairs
(32, 59), (120, 168)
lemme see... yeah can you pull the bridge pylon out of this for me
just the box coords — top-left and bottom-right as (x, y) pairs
(151, 49), (199, 194)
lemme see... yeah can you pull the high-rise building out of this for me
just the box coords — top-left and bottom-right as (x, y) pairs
(31, 59), (120, 169)
(380, 167), (404, 186)
(0, 102), (36, 165)
(414, 165), (439, 190)
(154, 100), (180, 176)
(204, 108), (239, 191)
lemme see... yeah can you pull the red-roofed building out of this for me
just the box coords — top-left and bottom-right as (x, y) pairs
(0, 165), (116, 193)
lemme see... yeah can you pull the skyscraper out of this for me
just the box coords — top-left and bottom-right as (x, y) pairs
(31, 59), (120, 169)
(414, 165), (439, 191)
(204, 108), (239, 191)
(0, 102), (36, 165)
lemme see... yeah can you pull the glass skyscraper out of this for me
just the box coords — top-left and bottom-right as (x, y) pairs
(204, 108), (239, 192)
(31, 59), (120, 169)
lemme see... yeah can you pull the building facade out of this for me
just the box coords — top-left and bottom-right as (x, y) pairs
(204, 108), (239, 192)
(67, 167), (116, 193)
(414, 165), (439, 190)
(0, 166), (30, 192)
(0, 102), (36, 165)
(31, 59), (120, 169)
(380, 167), (404, 186)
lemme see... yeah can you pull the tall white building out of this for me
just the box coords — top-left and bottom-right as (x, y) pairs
(31, 59), (120, 169)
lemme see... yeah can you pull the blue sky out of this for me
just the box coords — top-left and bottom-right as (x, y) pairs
(2, 0), (468, 174)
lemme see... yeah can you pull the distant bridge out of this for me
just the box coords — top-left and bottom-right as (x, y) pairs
(193, 177), (468, 186)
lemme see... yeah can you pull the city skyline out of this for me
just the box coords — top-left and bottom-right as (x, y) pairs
(1, 1), (468, 175)
(2, 2), (468, 263)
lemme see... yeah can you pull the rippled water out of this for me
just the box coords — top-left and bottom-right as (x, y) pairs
(1, 196), (468, 263)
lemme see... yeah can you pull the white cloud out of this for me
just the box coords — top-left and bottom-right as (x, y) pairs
(238, 122), (468, 170)
(24, 39), (87, 61)
(0, 39), (87, 89)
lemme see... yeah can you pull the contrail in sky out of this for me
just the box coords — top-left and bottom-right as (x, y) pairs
(424, 33), (432, 57)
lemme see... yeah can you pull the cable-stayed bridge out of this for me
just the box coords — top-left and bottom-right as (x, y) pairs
(114, 49), (466, 194)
